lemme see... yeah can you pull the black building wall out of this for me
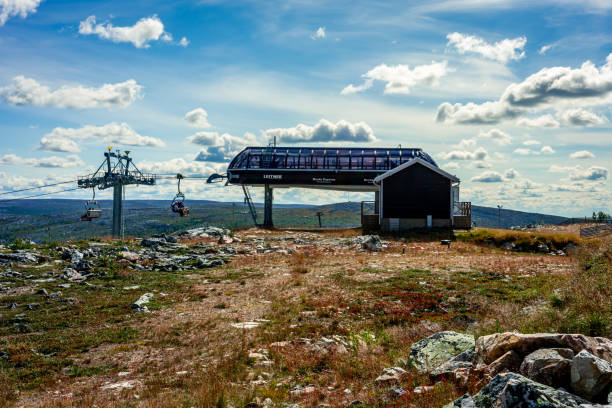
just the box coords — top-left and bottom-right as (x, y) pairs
(382, 163), (451, 219)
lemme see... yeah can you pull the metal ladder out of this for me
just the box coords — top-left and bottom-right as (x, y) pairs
(242, 185), (259, 226)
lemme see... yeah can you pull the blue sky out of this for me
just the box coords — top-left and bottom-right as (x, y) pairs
(0, 0), (610, 216)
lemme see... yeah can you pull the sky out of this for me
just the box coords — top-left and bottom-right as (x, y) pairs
(0, 0), (610, 217)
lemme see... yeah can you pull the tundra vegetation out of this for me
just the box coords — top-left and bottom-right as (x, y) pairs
(0, 227), (609, 407)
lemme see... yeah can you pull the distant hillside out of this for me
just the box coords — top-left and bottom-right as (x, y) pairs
(0, 199), (567, 242)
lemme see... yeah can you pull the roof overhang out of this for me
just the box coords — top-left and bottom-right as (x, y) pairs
(374, 157), (459, 184)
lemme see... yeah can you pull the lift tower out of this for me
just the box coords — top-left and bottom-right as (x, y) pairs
(78, 148), (156, 238)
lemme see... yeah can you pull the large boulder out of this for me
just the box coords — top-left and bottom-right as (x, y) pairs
(354, 235), (382, 251)
(475, 332), (612, 365)
(431, 349), (475, 377)
(571, 350), (612, 401)
(486, 350), (522, 378)
(519, 348), (574, 388)
(451, 372), (592, 408)
(410, 331), (475, 373)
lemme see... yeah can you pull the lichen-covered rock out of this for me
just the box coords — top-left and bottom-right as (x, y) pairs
(499, 376), (592, 407)
(410, 331), (475, 373)
(469, 372), (590, 407)
(431, 348), (474, 377)
(520, 348), (574, 388)
(571, 350), (612, 400)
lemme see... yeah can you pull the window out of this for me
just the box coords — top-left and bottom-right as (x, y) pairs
(338, 156), (350, 169)
(363, 155), (375, 170)
(326, 155), (337, 169)
(248, 154), (260, 169)
(299, 154), (312, 169)
(286, 154), (299, 168)
(351, 154), (362, 169)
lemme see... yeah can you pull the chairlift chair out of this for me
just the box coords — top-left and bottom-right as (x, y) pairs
(80, 189), (102, 221)
(170, 174), (190, 217)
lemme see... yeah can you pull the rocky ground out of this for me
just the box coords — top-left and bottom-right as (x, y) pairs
(0, 226), (610, 407)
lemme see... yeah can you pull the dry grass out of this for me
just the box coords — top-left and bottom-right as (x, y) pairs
(4, 230), (609, 407)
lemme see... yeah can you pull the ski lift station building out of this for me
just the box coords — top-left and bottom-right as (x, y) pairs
(225, 146), (472, 231)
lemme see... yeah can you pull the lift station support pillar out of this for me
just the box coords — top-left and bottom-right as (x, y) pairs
(263, 184), (274, 228)
(112, 183), (123, 238)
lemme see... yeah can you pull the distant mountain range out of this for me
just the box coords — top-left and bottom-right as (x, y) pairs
(0, 199), (568, 243)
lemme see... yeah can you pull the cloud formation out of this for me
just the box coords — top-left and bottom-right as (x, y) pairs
(570, 166), (608, 181)
(446, 32), (526, 64)
(184, 108), (211, 128)
(39, 123), (165, 152)
(1, 76), (141, 108)
(0, 154), (84, 168)
(188, 131), (256, 162)
(342, 61), (448, 95)
(559, 108), (607, 126)
(570, 150), (595, 159)
(471, 170), (504, 182)
(440, 146), (488, 160)
(478, 128), (512, 145)
(504, 168), (519, 179)
(137, 157), (222, 175)
(78, 15), (182, 48)
(0, 0), (42, 26)
(516, 114), (560, 128)
(261, 119), (376, 143)
(437, 53), (612, 125)
(311, 27), (325, 39)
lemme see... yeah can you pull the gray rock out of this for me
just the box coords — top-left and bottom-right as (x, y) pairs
(471, 372), (590, 408)
(131, 292), (153, 313)
(432, 348), (475, 376)
(443, 394), (476, 408)
(520, 348), (574, 388)
(61, 268), (85, 282)
(500, 241), (516, 251)
(410, 331), (475, 373)
(387, 386), (406, 399)
(0, 252), (38, 264)
(571, 350), (612, 400)
(354, 235), (382, 251)
(375, 367), (406, 383)
(141, 237), (167, 247)
(500, 376), (592, 407)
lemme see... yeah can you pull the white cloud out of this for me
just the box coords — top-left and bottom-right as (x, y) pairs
(437, 53), (612, 124)
(504, 168), (519, 179)
(471, 170), (504, 182)
(42, 123), (165, 149)
(453, 138), (477, 150)
(261, 119), (376, 143)
(570, 150), (595, 159)
(549, 164), (579, 173)
(440, 146), (488, 160)
(523, 139), (541, 146)
(137, 157), (224, 175)
(478, 128), (512, 145)
(179, 37), (189, 47)
(340, 79), (373, 95)
(443, 162), (460, 170)
(311, 26), (325, 39)
(37, 136), (81, 153)
(0, 0), (42, 26)
(540, 145), (555, 154)
(0, 153), (84, 168)
(1, 76), (141, 108)
(187, 131), (256, 162)
(538, 44), (553, 55)
(471, 160), (491, 169)
(570, 166), (608, 181)
(558, 108), (607, 126)
(446, 32), (526, 64)
(344, 61), (448, 95)
(517, 114), (560, 128)
(184, 107), (211, 128)
(78, 15), (179, 48)
(513, 147), (538, 155)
